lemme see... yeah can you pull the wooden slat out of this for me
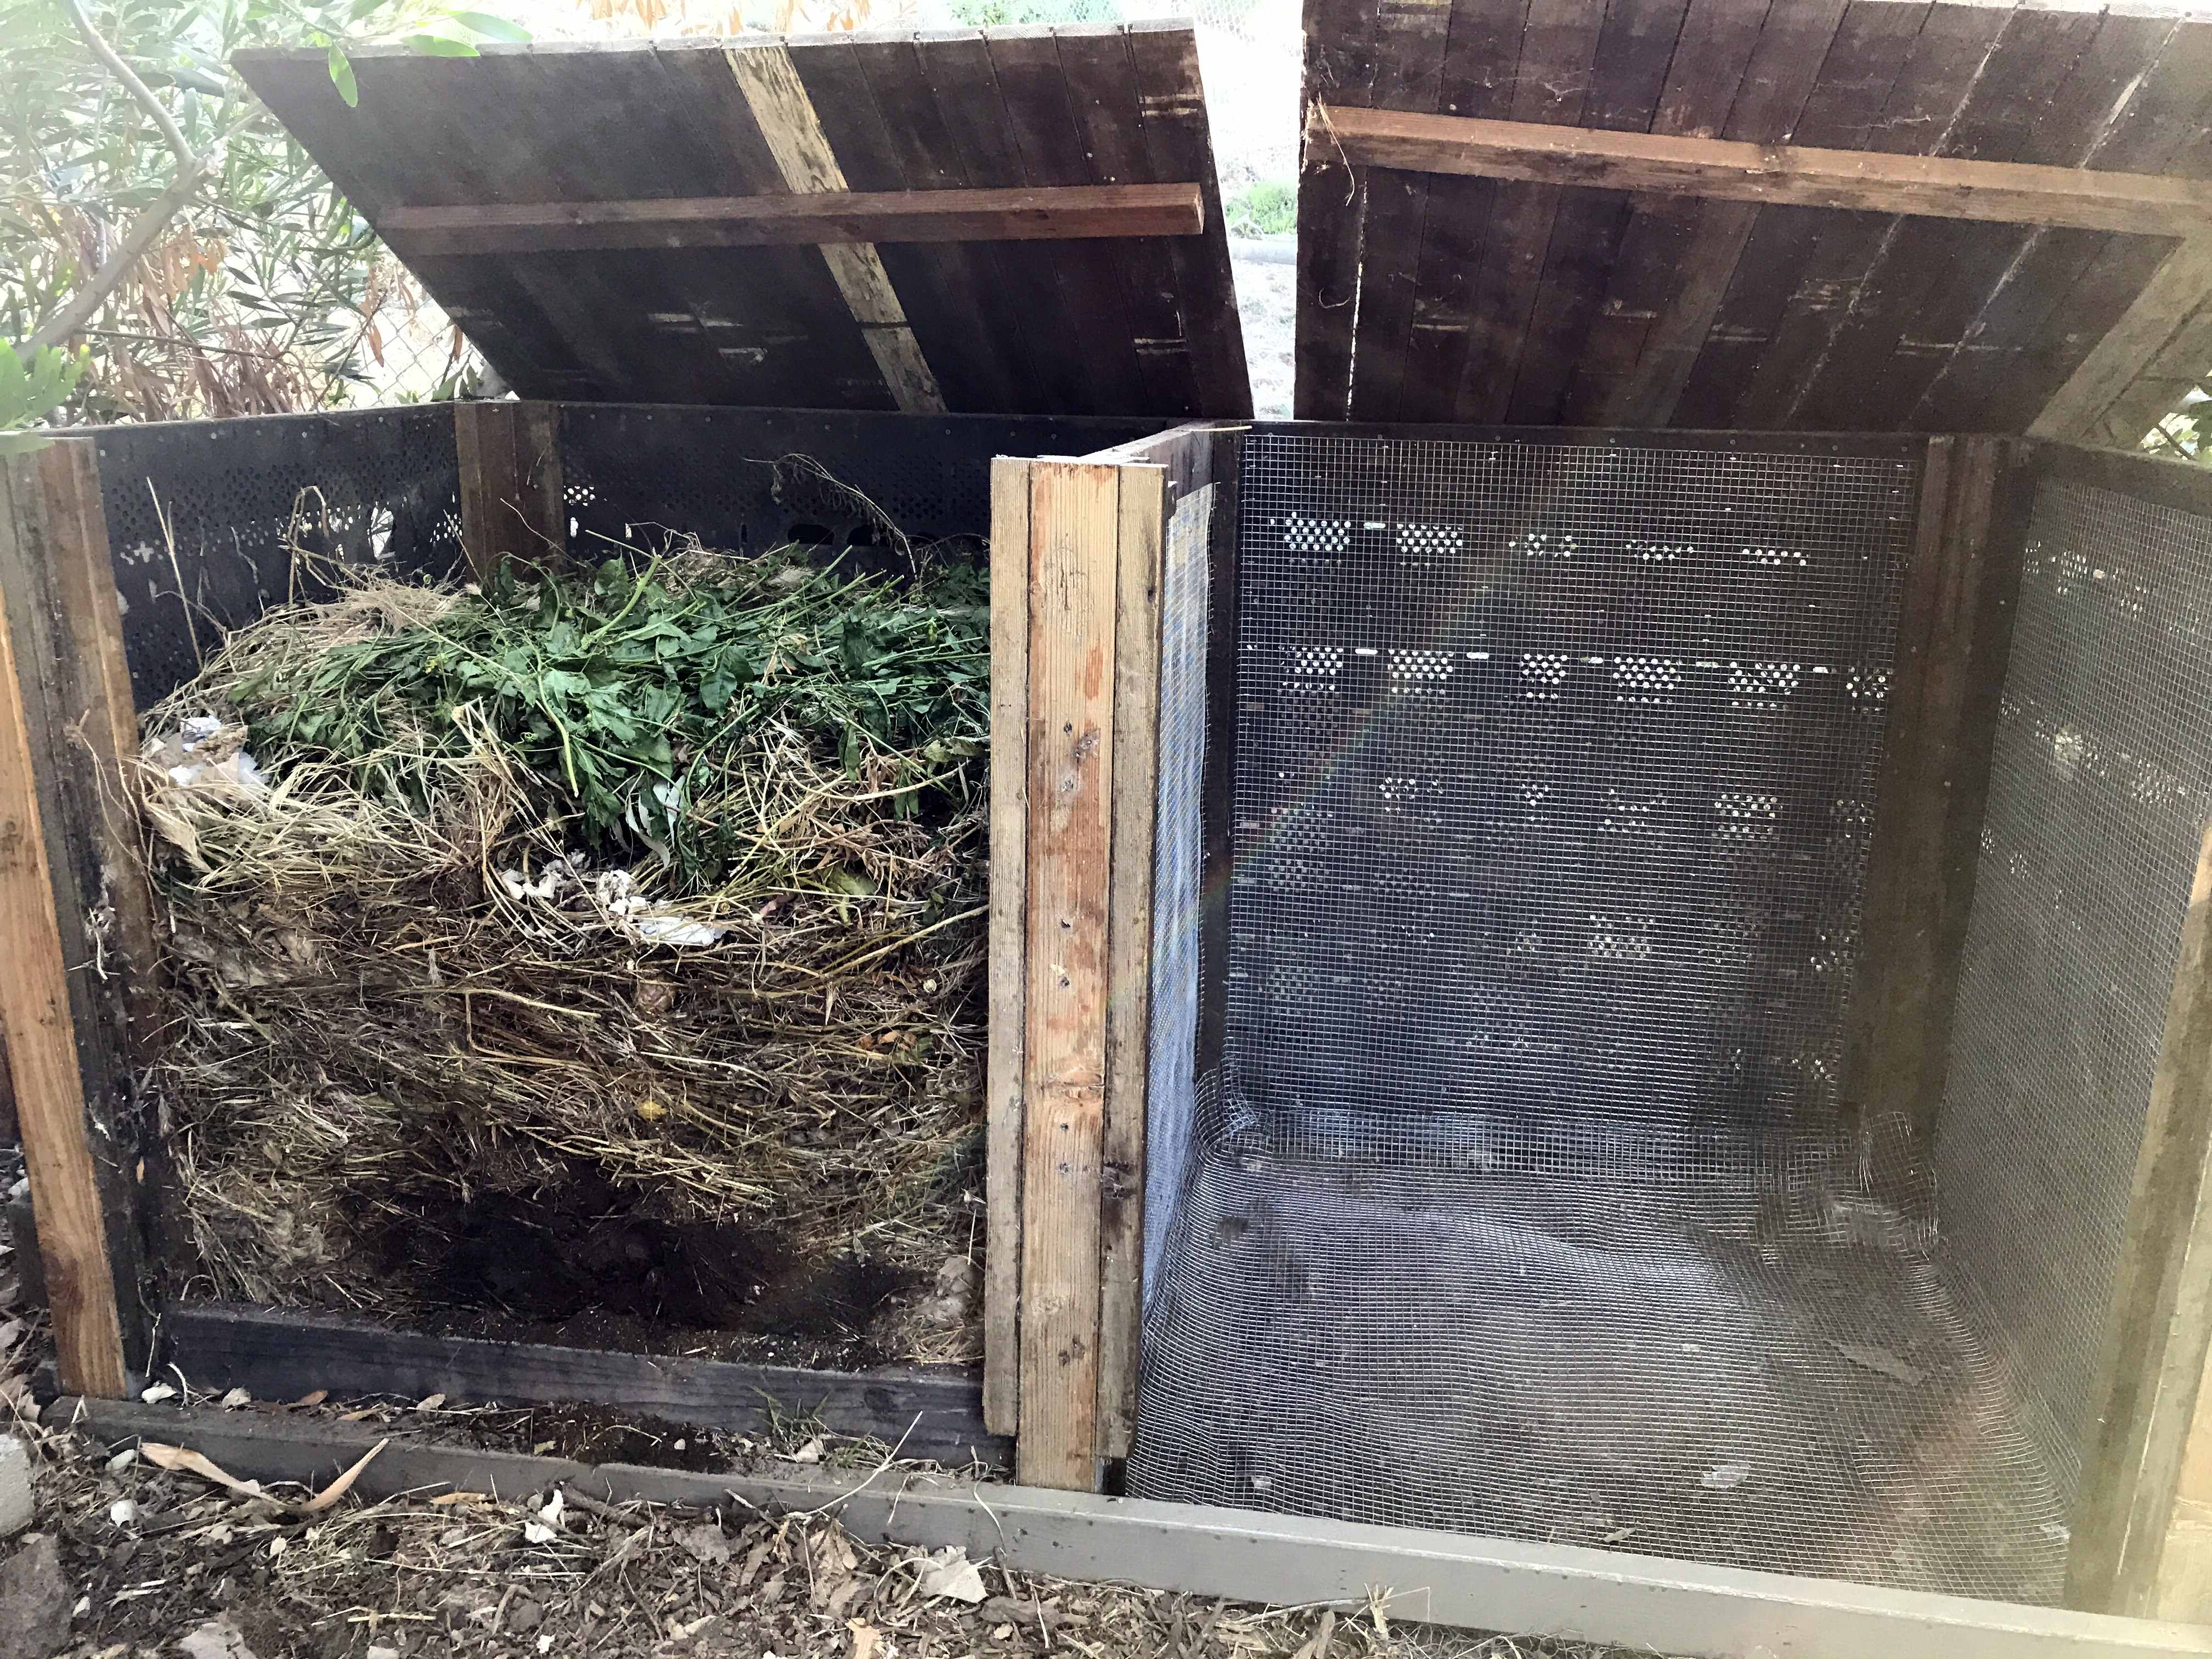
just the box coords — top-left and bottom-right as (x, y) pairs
(843, 35), (1029, 417)
(1842, 438), (2027, 1166)
(1732, 2), (2009, 428)
(1671, 0), (1931, 428)
(1016, 460), (1120, 1492)
(1295, 0), (1385, 420)
(1390, 0), (1532, 422)
(1054, 31), (1204, 417)
(1792, 5), (2106, 430)
(908, 31), (1090, 416)
(985, 457), (1032, 1439)
(1344, 0), (1455, 421)
(1915, 16), (2212, 435)
(2032, 239), (2212, 442)
(1567, 0), (1788, 426)
(1453, 0), (1611, 423)
(165, 1302), (1005, 1463)
(229, 50), (598, 399)
(725, 41), (947, 415)
(1502, 0), (1696, 424)
(1124, 22), (1253, 420)
(380, 184), (1206, 256)
(1097, 462), (1166, 1460)
(1322, 105), (2212, 236)
(2068, 820), (2212, 1616)
(453, 400), (567, 582)
(987, 29), (1152, 419)
(0, 445), (143, 1398)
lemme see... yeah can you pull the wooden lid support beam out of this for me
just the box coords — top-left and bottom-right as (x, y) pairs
(377, 183), (1209, 258)
(724, 41), (947, 416)
(1311, 106), (2212, 238)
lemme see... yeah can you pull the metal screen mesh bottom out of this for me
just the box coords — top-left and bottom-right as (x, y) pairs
(1135, 1152), (2064, 1599)
(1935, 476), (2212, 1512)
(1130, 433), (2068, 1601)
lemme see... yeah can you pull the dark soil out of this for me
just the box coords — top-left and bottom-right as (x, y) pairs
(352, 1171), (922, 1370)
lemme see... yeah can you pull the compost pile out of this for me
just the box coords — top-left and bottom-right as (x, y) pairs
(139, 541), (990, 1359)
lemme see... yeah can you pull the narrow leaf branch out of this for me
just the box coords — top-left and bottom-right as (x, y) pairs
(27, 0), (213, 352)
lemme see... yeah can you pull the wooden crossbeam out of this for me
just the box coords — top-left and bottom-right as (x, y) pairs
(1314, 105), (2212, 236)
(379, 184), (1207, 257)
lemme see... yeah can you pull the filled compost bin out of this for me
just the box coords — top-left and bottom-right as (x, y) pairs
(84, 404), (1154, 1375)
(142, 539), (989, 1363)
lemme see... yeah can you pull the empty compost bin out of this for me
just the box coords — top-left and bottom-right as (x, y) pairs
(981, 424), (2212, 1613)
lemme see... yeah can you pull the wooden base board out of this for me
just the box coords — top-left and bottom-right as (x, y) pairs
(56, 1396), (2212, 1659)
(156, 1303), (1005, 1467)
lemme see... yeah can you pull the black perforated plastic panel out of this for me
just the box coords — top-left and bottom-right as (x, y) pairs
(1215, 433), (1920, 1171)
(97, 409), (464, 704)
(558, 405), (1161, 560)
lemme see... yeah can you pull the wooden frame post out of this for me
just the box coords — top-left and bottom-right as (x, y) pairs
(453, 400), (568, 582)
(0, 440), (159, 1396)
(1842, 437), (2030, 1175)
(987, 427), (1227, 1488)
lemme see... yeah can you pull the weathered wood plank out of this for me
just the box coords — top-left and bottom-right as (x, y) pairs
(1502, 0), (1695, 424)
(1321, 106), (2212, 236)
(725, 41), (947, 415)
(453, 400), (567, 583)
(1124, 22), (1253, 420)
(2031, 238), (2212, 442)
(1671, 0), (1930, 428)
(0, 445), (140, 1398)
(1098, 462), (1167, 1460)
(1294, 0), (1384, 420)
(985, 457), (1032, 1441)
(1916, 16), (2212, 435)
(162, 1303), (1004, 1463)
(1017, 461), (1120, 1492)
(380, 184), (1207, 255)
(1793, 6), (2107, 431)
(1451, 0), (1610, 423)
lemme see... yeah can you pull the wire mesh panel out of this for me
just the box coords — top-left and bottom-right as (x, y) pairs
(1128, 431), (2071, 1601)
(1936, 473), (2212, 1519)
(95, 408), (465, 706)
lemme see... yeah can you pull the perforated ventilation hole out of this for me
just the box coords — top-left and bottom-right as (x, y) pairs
(97, 408), (464, 706)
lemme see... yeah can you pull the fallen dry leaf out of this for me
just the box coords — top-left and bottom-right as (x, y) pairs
(287, 1390), (328, 1410)
(298, 1439), (386, 1514)
(138, 1443), (264, 1502)
(847, 1621), (883, 1659)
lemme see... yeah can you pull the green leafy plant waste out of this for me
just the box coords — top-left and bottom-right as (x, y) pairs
(228, 548), (990, 898)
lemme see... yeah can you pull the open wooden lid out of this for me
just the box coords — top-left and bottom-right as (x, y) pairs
(237, 27), (1251, 420)
(1297, 0), (2212, 443)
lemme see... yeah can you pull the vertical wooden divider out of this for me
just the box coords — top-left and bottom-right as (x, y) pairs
(454, 400), (568, 581)
(1842, 436), (2029, 1172)
(1015, 460), (1121, 1492)
(1098, 465), (1166, 1460)
(988, 442), (1183, 1489)
(983, 459), (1032, 1438)
(0, 440), (157, 1396)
